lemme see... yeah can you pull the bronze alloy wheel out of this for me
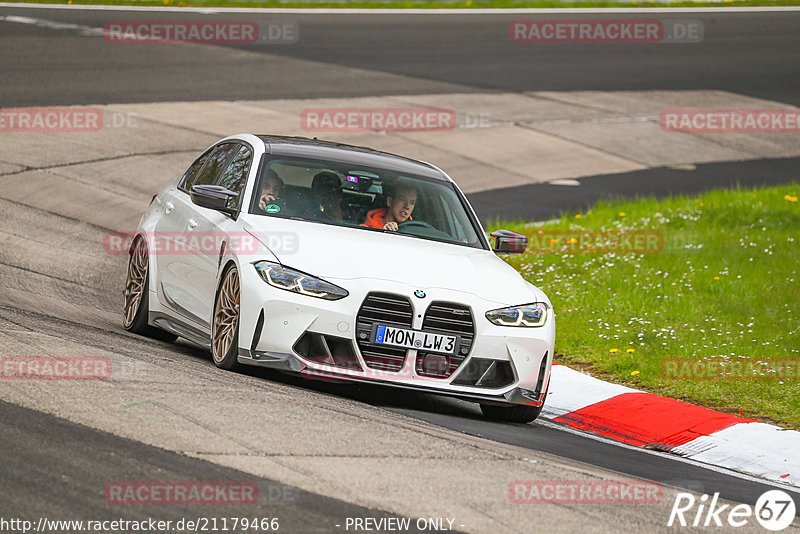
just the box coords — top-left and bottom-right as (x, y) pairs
(212, 266), (240, 367)
(124, 238), (148, 328)
(122, 237), (177, 342)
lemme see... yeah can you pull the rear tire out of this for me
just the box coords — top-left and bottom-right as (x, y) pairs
(211, 265), (241, 371)
(123, 237), (178, 343)
(480, 403), (543, 424)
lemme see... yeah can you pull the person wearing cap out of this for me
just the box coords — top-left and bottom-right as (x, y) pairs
(362, 181), (417, 231)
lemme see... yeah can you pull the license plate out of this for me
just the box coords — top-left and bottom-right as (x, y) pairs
(373, 325), (457, 355)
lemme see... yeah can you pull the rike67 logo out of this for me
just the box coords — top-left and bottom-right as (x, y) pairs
(668, 490), (796, 531)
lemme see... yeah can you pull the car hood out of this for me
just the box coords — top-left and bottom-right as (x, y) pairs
(242, 217), (543, 306)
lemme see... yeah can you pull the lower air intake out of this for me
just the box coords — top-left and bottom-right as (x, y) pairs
(294, 332), (362, 372)
(452, 358), (515, 388)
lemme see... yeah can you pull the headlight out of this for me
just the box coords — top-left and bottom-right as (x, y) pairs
(485, 303), (547, 327)
(254, 261), (348, 300)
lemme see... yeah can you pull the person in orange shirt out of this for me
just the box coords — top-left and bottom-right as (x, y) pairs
(362, 182), (417, 231)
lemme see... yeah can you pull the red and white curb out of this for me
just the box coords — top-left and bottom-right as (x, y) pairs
(542, 364), (800, 488)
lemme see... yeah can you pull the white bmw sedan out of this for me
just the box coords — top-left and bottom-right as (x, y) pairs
(124, 134), (554, 423)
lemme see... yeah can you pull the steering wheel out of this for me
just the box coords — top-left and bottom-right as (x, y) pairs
(396, 220), (454, 241)
(397, 220), (435, 231)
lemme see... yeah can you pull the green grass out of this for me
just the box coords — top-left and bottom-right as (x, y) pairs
(9, 0), (800, 8)
(491, 184), (800, 429)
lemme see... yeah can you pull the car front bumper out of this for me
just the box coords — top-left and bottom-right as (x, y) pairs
(237, 264), (555, 407)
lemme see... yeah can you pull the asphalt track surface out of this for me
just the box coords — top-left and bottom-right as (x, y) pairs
(0, 399), (430, 532)
(2, 4), (800, 530)
(467, 156), (800, 222)
(0, 7), (799, 106)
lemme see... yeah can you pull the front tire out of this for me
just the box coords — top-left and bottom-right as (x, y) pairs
(123, 237), (177, 343)
(480, 403), (543, 424)
(212, 265), (241, 370)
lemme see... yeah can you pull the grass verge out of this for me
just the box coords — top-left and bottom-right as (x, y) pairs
(491, 183), (800, 429)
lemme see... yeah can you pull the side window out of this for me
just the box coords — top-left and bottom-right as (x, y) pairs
(178, 149), (212, 191)
(217, 144), (253, 210)
(192, 143), (240, 189)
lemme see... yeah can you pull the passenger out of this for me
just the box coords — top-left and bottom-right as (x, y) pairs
(258, 170), (286, 214)
(308, 171), (344, 221)
(362, 181), (417, 231)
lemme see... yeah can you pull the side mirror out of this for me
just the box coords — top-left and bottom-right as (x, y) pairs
(190, 185), (238, 216)
(491, 229), (527, 255)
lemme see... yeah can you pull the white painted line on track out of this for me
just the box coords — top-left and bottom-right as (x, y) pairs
(546, 178), (582, 186)
(1, 2), (800, 14)
(0, 13), (101, 34)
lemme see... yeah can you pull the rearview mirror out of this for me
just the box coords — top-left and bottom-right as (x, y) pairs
(190, 185), (238, 216)
(491, 229), (527, 255)
(344, 173), (374, 192)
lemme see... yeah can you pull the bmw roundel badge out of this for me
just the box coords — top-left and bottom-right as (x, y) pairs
(414, 290), (426, 298)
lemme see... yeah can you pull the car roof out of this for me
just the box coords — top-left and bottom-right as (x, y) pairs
(256, 135), (448, 181)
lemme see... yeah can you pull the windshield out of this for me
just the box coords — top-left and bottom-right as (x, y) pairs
(249, 156), (486, 250)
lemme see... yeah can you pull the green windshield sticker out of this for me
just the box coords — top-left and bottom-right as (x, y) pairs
(265, 204), (281, 214)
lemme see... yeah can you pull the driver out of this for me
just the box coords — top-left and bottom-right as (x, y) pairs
(362, 180), (417, 231)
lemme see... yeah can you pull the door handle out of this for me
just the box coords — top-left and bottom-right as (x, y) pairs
(165, 202), (174, 214)
(187, 218), (198, 230)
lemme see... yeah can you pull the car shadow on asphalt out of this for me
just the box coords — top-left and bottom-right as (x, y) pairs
(171, 337), (502, 423)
